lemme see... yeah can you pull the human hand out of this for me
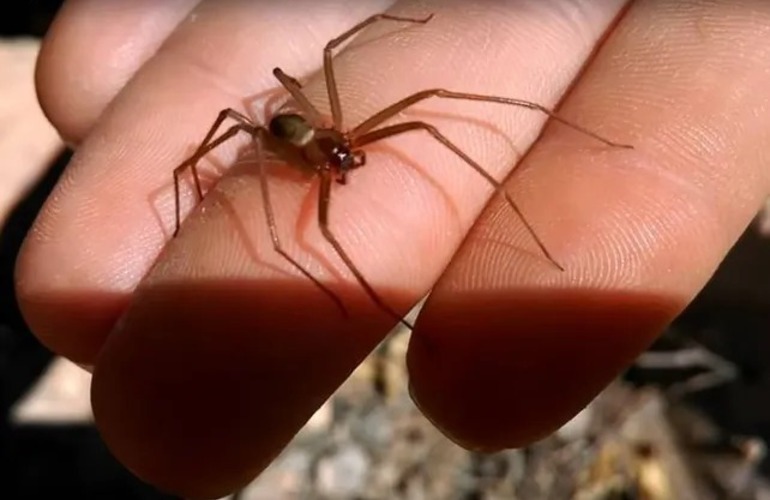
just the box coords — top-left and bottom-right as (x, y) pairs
(16, 1), (770, 498)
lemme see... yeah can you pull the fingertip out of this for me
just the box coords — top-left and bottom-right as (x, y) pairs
(14, 286), (127, 364)
(89, 277), (385, 498)
(35, 1), (111, 143)
(35, 0), (200, 144)
(406, 289), (678, 450)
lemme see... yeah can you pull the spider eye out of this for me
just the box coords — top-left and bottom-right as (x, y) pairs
(269, 114), (313, 145)
(331, 145), (355, 170)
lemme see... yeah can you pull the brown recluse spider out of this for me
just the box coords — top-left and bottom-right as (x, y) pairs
(171, 12), (632, 329)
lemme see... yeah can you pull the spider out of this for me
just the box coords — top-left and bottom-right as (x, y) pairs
(171, 12), (632, 329)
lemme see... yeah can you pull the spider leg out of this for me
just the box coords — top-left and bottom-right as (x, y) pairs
(272, 68), (324, 126)
(252, 129), (348, 317)
(324, 12), (434, 130)
(173, 112), (255, 236)
(177, 108), (254, 196)
(351, 88), (633, 149)
(354, 121), (564, 271)
(317, 170), (413, 329)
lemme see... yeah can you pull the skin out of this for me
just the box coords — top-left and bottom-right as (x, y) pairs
(15, 0), (770, 497)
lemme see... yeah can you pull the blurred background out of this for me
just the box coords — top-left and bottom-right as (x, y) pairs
(3, 2), (770, 499)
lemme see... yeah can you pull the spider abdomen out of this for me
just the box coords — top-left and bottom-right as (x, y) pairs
(268, 113), (315, 147)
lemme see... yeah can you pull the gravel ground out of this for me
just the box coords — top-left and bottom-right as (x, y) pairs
(221, 324), (770, 500)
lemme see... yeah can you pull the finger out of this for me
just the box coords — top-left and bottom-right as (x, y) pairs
(80, 0), (627, 497)
(36, 0), (202, 144)
(408, 0), (770, 450)
(16, 0), (394, 365)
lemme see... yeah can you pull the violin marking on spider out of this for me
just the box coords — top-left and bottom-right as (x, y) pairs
(170, 12), (633, 329)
